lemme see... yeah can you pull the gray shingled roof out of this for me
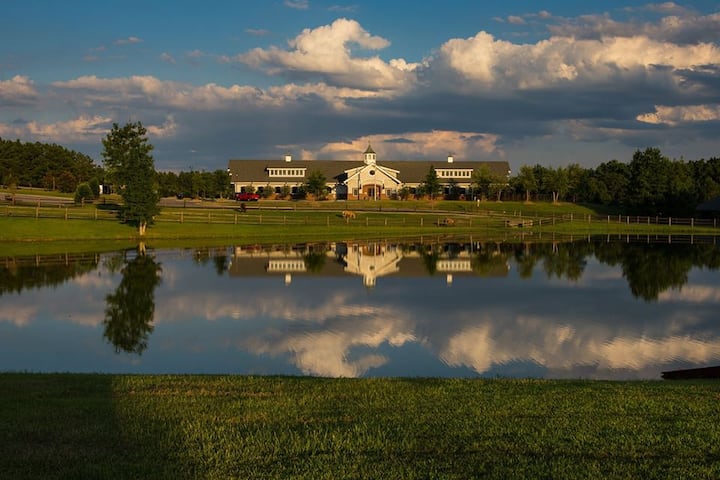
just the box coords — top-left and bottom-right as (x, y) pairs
(227, 159), (511, 184)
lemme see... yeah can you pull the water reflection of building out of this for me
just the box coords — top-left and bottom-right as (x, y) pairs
(228, 242), (509, 287)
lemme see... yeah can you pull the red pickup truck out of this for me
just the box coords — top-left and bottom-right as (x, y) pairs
(235, 192), (260, 201)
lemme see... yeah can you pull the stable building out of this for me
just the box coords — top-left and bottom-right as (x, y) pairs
(227, 145), (511, 200)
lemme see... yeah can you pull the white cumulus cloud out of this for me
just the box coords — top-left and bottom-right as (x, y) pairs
(0, 75), (38, 104)
(236, 18), (418, 90)
(432, 31), (720, 91)
(637, 104), (720, 125)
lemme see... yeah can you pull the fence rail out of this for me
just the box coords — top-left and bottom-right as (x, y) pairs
(2, 203), (719, 231)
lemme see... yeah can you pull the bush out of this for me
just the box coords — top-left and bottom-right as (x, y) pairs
(88, 178), (100, 198)
(74, 183), (94, 204)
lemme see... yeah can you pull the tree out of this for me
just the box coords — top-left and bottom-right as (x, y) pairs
(514, 165), (538, 203)
(473, 165), (507, 201)
(212, 169), (232, 199)
(102, 122), (160, 235)
(103, 247), (162, 354)
(420, 166), (442, 199)
(545, 167), (569, 204)
(74, 182), (94, 204)
(56, 171), (78, 193)
(628, 147), (672, 214)
(593, 160), (630, 205)
(304, 170), (328, 200)
(471, 165), (494, 200)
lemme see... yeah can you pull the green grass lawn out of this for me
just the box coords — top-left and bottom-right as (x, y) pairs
(0, 199), (717, 257)
(1, 374), (719, 479)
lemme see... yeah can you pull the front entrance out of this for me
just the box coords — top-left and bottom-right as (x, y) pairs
(362, 184), (382, 200)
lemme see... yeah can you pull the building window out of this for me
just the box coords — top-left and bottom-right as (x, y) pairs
(268, 168), (306, 177)
(437, 169), (472, 178)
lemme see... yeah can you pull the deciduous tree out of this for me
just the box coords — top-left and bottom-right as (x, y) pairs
(304, 170), (328, 200)
(102, 122), (160, 235)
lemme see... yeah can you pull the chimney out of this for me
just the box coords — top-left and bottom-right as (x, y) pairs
(284, 153), (292, 162)
(447, 154), (454, 163)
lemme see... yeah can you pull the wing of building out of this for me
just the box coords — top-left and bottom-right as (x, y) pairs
(227, 145), (511, 200)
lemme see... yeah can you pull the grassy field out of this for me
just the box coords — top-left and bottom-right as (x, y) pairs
(2, 374), (719, 479)
(1, 198), (717, 246)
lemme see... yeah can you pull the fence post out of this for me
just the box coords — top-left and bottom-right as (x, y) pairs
(420, 217), (423, 226)
(327, 216), (329, 227)
(181, 212), (184, 224)
(65, 208), (68, 220)
(36, 206), (39, 219)
(669, 217), (672, 226)
(234, 214), (237, 224)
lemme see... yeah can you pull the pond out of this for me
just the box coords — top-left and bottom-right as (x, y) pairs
(1, 235), (719, 379)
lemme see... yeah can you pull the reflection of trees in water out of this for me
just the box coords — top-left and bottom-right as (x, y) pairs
(420, 245), (442, 275)
(507, 240), (720, 301)
(471, 243), (509, 276)
(594, 243), (696, 302)
(509, 242), (593, 281)
(190, 247), (230, 275)
(0, 254), (100, 296)
(303, 244), (329, 273)
(103, 248), (162, 355)
(541, 242), (589, 281)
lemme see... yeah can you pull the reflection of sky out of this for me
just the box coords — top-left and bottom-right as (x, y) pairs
(1, 247), (720, 379)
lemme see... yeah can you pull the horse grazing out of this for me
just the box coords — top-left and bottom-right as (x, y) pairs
(341, 210), (356, 219)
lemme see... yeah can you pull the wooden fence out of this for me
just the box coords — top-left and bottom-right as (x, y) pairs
(2, 203), (719, 231)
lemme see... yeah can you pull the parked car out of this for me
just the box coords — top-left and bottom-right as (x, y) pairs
(235, 192), (260, 201)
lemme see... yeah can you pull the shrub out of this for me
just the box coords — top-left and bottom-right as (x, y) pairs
(74, 182), (94, 204)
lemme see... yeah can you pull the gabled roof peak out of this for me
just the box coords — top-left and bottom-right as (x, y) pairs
(364, 143), (375, 154)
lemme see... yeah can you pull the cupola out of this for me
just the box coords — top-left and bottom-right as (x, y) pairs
(363, 144), (376, 165)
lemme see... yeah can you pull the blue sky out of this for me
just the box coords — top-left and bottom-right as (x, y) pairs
(2, 1), (719, 172)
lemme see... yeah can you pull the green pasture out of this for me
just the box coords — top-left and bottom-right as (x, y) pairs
(2, 374), (719, 479)
(0, 198), (717, 257)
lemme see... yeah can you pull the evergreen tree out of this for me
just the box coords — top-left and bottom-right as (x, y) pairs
(420, 166), (442, 199)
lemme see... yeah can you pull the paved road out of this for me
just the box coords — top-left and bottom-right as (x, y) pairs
(5, 193), (74, 205)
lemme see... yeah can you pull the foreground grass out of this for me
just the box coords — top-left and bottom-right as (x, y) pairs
(2, 374), (719, 479)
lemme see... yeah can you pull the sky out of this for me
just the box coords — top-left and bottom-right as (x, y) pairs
(2, 1), (720, 172)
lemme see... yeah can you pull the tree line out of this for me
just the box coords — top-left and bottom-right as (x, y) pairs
(2, 134), (719, 217)
(505, 148), (720, 216)
(0, 136), (233, 200)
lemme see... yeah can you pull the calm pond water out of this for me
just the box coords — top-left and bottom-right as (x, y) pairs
(2, 236), (719, 379)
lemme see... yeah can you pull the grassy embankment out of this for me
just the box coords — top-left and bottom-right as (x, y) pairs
(1, 197), (717, 257)
(2, 374), (719, 479)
